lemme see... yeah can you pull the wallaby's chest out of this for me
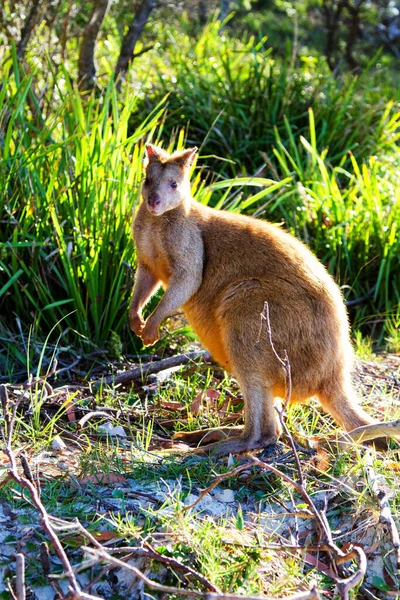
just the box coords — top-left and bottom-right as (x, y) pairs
(134, 217), (173, 285)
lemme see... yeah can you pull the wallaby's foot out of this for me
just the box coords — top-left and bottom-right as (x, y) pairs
(173, 426), (243, 446)
(258, 441), (285, 461)
(191, 434), (278, 458)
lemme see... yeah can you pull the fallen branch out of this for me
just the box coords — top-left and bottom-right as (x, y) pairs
(14, 553), (26, 600)
(51, 516), (220, 594)
(366, 461), (400, 570)
(47, 516), (323, 600)
(93, 350), (212, 387)
(3, 380), (321, 600)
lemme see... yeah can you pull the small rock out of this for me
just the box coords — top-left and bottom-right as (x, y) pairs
(51, 436), (66, 451)
(97, 422), (127, 437)
(0, 543), (16, 558)
(30, 586), (56, 600)
(213, 489), (235, 503)
(184, 493), (213, 510)
(184, 493), (199, 506)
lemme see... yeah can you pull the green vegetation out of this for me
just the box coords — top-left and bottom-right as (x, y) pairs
(1, 13), (399, 374)
(0, 15), (400, 370)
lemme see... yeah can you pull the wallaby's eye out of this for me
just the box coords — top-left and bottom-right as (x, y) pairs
(170, 181), (178, 189)
(144, 177), (151, 185)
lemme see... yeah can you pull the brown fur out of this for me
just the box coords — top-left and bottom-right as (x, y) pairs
(129, 144), (378, 457)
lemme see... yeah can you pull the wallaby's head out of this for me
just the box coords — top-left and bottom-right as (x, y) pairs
(142, 144), (197, 216)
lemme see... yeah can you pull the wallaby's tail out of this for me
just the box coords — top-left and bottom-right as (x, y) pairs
(318, 382), (378, 433)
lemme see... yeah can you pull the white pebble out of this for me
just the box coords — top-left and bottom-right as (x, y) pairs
(213, 489), (235, 503)
(51, 436), (66, 451)
(97, 422), (127, 437)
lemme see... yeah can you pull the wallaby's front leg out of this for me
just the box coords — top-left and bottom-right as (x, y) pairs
(141, 265), (202, 346)
(129, 263), (160, 336)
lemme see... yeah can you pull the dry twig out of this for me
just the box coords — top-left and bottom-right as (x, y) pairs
(83, 546), (323, 600)
(366, 460), (400, 570)
(256, 301), (367, 600)
(184, 462), (256, 510)
(94, 350), (212, 387)
(14, 553), (26, 600)
(2, 382), (321, 600)
(184, 300), (369, 599)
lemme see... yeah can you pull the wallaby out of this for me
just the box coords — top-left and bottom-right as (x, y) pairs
(129, 144), (379, 457)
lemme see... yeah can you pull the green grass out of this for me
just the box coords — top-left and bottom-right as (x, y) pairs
(0, 61), (161, 359)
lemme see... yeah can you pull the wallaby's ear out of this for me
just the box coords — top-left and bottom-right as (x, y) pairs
(172, 147), (198, 168)
(144, 144), (165, 165)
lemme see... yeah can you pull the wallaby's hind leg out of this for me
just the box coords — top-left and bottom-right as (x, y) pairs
(318, 380), (377, 432)
(173, 376), (278, 457)
(192, 377), (278, 458)
(239, 375), (278, 445)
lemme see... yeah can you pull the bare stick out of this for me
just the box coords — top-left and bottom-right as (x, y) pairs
(6, 581), (17, 600)
(366, 463), (400, 570)
(0, 385), (320, 600)
(94, 350), (212, 387)
(250, 455), (367, 598)
(334, 545), (367, 600)
(255, 301), (368, 598)
(14, 553), (26, 600)
(50, 516), (323, 599)
(204, 589), (321, 600)
(258, 301), (301, 482)
(57, 517), (220, 594)
(184, 462), (256, 510)
(184, 449), (364, 598)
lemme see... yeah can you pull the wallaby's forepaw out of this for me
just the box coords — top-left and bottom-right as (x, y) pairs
(129, 310), (145, 336)
(141, 319), (160, 346)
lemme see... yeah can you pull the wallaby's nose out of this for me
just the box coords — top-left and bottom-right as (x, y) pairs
(148, 192), (161, 209)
